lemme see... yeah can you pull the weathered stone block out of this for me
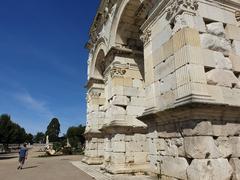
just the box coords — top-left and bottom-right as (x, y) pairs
(206, 69), (240, 88)
(154, 56), (175, 81)
(109, 105), (126, 115)
(134, 152), (148, 164)
(158, 124), (182, 138)
(161, 156), (188, 180)
(153, 38), (174, 67)
(215, 54), (232, 70)
(112, 141), (126, 153)
(155, 90), (175, 110)
(111, 152), (125, 164)
(233, 40), (240, 56)
(123, 78), (133, 87)
(181, 121), (213, 136)
(126, 105), (145, 116)
(187, 159), (233, 180)
(125, 69), (142, 80)
(123, 87), (138, 97)
(155, 138), (166, 151)
(112, 96), (129, 106)
(148, 138), (157, 155)
(184, 136), (222, 159)
(200, 33), (232, 54)
(229, 158), (240, 180)
(222, 87), (240, 106)
(152, 24), (173, 52)
(172, 28), (201, 52)
(112, 77), (124, 86)
(173, 14), (206, 33)
(125, 152), (134, 163)
(225, 24), (240, 40)
(215, 137), (232, 158)
(206, 22), (225, 37)
(157, 73), (176, 95)
(133, 133), (147, 142)
(198, 2), (237, 25)
(230, 137), (240, 158)
(229, 54), (240, 72)
(129, 97), (146, 106)
(160, 139), (178, 157)
(132, 79), (143, 88)
(112, 86), (124, 97)
(176, 64), (206, 88)
(174, 45), (203, 69)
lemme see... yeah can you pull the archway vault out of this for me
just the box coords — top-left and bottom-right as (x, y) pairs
(109, 0), (157, 49)
(89, 39), (107, 81)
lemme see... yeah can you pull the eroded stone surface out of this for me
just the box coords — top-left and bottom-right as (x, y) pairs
(187, 159), (233, 180)
(184, 136), (222, 159)
(229, 158), (240, 180)
(161, 156), (188, 180)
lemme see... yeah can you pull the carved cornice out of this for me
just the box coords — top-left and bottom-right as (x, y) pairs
(105, 46), (143, 65)
(87, 0), (117, 50)
(139, 103), (240, 125)
(85, 77), (104, 89)
(166, 0), (199, 22)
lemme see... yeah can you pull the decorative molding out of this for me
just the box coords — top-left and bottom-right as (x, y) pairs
(140, 29), (152, 46)
(236, 10), (240, 22)
(166, 0), (199, 22)
(89, 91), (102, 98)
(110, 67), (127, 78)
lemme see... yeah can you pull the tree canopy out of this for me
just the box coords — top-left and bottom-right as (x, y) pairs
(66, 125), (85, 148)
(45, 118), (60, 142)
(0, 114), (28, 149)
(33, 132), (45, 143)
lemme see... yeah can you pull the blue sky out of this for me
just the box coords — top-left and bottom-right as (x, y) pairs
(0, 0), (99, 135)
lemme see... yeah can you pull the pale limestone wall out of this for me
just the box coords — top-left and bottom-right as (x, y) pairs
(141, 0), (240, 179)
(84, 0), (240, 178)
(146, 118), (240, 179)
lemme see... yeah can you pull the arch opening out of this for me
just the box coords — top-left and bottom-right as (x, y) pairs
(93, 49), (105, 80)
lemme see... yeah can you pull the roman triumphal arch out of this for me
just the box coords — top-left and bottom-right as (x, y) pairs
(83, 0), (240, 179)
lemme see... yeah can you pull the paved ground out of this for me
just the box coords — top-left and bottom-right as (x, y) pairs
(0, 148), (93, 180)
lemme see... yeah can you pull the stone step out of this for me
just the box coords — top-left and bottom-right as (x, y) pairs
(71, 161), (112, 180)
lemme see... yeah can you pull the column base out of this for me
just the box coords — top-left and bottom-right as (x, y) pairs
(103, 163), (151, 174)
(82, 156), (104, 165)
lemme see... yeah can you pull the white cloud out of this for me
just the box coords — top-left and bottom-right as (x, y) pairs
(15, 91), (53, 117)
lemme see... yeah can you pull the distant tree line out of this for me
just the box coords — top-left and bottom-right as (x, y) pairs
(0, 114), (33, 151)
(0, 114), (86, 152)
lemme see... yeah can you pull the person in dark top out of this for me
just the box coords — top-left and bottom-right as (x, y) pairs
(17, 143), (28, 170)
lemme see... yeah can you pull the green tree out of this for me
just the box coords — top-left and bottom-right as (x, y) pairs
(0, 114), (27, 150)
(0, 114), (13, 149)
(25, 133), (34, 144)
(45, 118), (60, 142)
(34, 132), (45, 143)
(66, 125), (85, 148)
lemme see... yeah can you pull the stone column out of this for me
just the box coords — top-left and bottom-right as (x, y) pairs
(100, 48), (150, 174)
(83, 80), (105, 165)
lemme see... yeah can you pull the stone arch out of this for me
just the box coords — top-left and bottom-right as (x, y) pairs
(109, 0), (156, 49)
(108, 0), (157, 80)
(89, 39), (107, 80)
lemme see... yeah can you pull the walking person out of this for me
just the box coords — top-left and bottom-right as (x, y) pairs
(17, 143), (28, 170)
